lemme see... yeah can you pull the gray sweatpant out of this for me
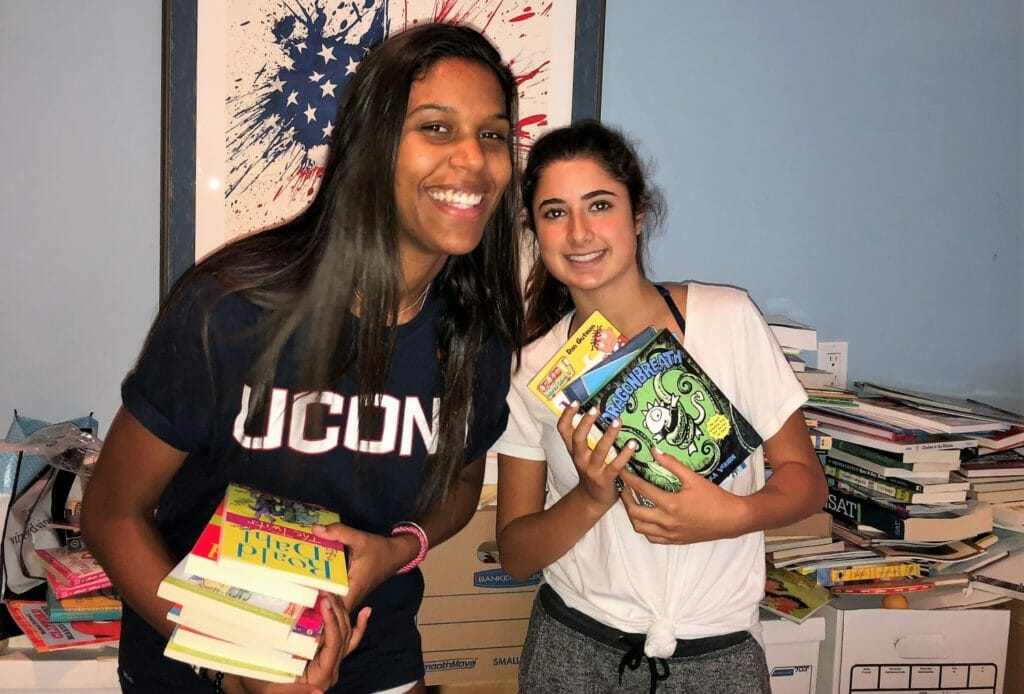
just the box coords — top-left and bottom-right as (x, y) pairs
(519, 594), (771, 693)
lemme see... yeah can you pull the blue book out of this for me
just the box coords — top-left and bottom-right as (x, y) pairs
(562, 327), (658, 404)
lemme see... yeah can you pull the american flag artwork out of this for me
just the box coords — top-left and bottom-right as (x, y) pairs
(194, 0), (577, 261)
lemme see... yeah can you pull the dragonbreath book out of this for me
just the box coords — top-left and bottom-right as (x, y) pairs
(581, 328), (763, 492)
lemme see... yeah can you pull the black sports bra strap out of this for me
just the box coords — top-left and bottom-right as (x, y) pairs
(656, 284), (687, 336)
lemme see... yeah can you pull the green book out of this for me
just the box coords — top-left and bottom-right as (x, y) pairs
(581, 328), (762, 492)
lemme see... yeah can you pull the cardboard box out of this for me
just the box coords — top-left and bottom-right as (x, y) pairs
(419, 507), (539, 687)
(761, 616), (825, 694)
(426, 680), (517, 694)
(767, 511), (832, 540)
(0, 635), (119, 692)
(1002, 599), (1023, 694)
(816, 602), (1010, 694)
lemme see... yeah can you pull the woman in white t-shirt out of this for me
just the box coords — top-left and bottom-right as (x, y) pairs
(493, 120), (828, 693)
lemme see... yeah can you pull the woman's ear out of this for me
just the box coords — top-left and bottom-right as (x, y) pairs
(633, 212), (645, 235)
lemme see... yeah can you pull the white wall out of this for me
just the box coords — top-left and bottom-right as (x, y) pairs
(601, 0), (1023, 411)
(0, 0), (1021, 435)
(0, 1), (162, 432)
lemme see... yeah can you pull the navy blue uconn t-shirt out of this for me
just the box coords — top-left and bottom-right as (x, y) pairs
(118, 275), (511, 693)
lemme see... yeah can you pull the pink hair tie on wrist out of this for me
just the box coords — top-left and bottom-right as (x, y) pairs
(392, 521), (429, 574)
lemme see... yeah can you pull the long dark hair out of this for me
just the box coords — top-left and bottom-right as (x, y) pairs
(521, 120), (663, 342)
(157, 23), (524, 513)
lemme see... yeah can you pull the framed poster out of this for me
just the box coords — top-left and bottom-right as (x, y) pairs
(161, 0), (607, 294)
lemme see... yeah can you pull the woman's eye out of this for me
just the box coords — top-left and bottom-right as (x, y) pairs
(481, 130), (509, 142)
(421, 123), (450, 135)
(541, 208), (566, 219)
(591, 200), (612, 212)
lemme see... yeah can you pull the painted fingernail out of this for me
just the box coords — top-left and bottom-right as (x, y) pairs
(653, 446), (663, 455)
(626, 440), (638, 450)
(587, 406), (599, 416)
(611, 418), (621, 428)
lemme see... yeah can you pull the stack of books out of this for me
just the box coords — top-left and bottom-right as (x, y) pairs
(763, 314), (835, 391)
(34, 546), (120, 621)
(158, 482), (349, 683)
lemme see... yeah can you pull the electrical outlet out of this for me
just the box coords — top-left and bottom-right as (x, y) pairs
(817, 341), (848, 388)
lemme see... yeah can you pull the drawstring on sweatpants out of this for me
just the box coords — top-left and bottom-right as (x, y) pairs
(617, 634), (670, 694)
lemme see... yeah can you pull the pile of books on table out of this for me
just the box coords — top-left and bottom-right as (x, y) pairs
(761, 381), (1024, 614)
(158, 482), (349, 683)
(4, 546), (122, 652)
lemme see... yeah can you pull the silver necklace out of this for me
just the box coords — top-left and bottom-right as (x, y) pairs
(355, 283), (431, 316)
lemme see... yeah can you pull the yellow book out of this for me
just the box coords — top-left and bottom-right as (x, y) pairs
(217, 483), (349, 597)
(527, 310), (622, 417)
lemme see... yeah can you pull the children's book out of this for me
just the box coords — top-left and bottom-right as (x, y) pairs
(217, 483), (349, 596)
(47, 571), (113, 599)
(5, 600), (121, 652)
(164, 625), (301, 683)
(158, 555), (306, 640)
(580, 328), (763, 492)
(34, 547), (107, 587)
(185, 502), (319, 608)
(760, 566), (834, 624)
(171, 624), (307, 676)
(169, 598), (324, 660)
(45, 585), (121, 623)
(527, 310), (624, 417)
(561, 327), (658, 405)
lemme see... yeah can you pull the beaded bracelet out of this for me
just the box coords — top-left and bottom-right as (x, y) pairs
(193, 666), (225, 693)
(391, 521), (429, 574)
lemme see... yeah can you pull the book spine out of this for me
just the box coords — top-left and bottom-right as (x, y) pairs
(813, 562), (922, 587)
(50, 575), (113, 599)
(824, 487), (906, 539)
(36, 551), (95, 586)
(830, 440), (908, 468)
(823, 463), (918, 502)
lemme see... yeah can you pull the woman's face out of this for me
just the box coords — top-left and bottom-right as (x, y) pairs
(532, 158), (641, 293)
(393, 58), (512, 273)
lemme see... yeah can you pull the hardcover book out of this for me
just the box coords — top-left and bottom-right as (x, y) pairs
(527, 310), (624, 417)
(185, 502), (319, 608)
(817, 426), (978, 458)
(218, 483), (349, 596)
(580, 328), (762, 492)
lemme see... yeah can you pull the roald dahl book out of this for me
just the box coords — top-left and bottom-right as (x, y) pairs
(217, 482), (349, 596)
(581, 328), (763, 492)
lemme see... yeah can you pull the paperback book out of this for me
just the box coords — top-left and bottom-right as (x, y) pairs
(824, 487), (993, 542)
(761, 566), (834, 624)
(45, 585), (121, 623)
(164, 625), (300, 683)
(580, 328), (763, 492)
(185, 502), (319, 608)
(527, 310), (624, 418)
(218, 483), (349, 596)
(34, 547), (107, 587)
(5, 600), (120, 652)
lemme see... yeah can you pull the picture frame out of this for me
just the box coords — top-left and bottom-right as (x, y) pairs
(161, 0), (607, 295)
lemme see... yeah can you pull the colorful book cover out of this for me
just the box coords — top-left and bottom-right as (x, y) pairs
(218, 483), (349, 596)
(810, 561), (922, 587)
(5, 600), (120, 652)
(45, 585), (121, 623)
(185, 502), (319, 607)
(34, 547), (107, 587)
(48, 570), (113, 599)
(761, 566), (834, 624)
(561, 327), (658, 405)
(581, 328), (763, 492)
(527, 310), (624, 417)
(824, 487), (993, 542)
(158, 555), (305, 640)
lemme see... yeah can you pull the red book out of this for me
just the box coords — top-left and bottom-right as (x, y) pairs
(35, 547), (107, 587)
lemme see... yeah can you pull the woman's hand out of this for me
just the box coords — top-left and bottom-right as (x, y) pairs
(229, 596), (371, 694)
(312, 523), (414, 612)
(556, 402), (634, 511)
(619, 448), (747, 544)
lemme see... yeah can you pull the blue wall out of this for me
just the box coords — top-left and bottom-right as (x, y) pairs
(602, 1), (1023, 411)
(0, 1), (1021, 434)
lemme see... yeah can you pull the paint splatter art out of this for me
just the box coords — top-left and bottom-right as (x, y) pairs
(198, 0), (573, 254)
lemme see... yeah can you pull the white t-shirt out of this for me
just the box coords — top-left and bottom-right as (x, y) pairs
(493, 282), (807, 646)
